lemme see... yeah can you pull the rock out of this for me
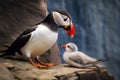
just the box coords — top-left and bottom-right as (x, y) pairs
(0, 58), (114, 80)
(0, 64), (14, 80)
(3, 62), (15, 70)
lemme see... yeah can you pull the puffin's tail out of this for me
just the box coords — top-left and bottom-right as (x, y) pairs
(0, 49), (9, 57)
(0, 47), (15, 57)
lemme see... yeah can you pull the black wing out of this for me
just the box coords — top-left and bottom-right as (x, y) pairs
(0, 27), (36, 56)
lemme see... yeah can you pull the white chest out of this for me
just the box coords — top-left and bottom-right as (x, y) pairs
(21, 25), (58, 58)
(63, 52), (71, 63)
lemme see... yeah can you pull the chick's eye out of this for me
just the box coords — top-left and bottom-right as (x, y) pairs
(67, 45), (70, 48)
(64, 18), (68, 21)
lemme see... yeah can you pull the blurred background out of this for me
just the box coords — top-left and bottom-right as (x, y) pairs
(46, 0), (120, 80)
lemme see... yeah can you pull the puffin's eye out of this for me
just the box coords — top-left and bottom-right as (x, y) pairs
(64, 18), (68, 21)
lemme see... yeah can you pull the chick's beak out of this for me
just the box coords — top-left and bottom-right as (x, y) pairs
(65, 24), (75, 38)
(61, 44), (66, 49)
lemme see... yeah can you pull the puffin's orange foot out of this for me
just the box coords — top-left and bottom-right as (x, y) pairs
(33, 63), (47, 68)
(27, 58), (47, 68)
(44, 63), (55, 67)
(35, 57), (55, 67)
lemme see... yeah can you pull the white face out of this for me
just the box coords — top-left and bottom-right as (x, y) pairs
(65, 43), (78, 52)
(52, 11), (71, 27)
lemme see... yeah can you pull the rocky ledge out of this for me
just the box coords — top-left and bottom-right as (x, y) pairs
(0, 58), (114, 80)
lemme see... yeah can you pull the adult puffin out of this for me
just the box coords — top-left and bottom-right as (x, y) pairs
(0, 10), (75, 68)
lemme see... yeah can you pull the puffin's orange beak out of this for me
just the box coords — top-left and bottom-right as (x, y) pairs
(61, 44), (66, 49)
(65, 24), (75, 38)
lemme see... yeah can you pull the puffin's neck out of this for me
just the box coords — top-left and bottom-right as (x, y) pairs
(42, 13), (59, 32)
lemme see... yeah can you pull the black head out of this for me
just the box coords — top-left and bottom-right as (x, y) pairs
(44, 10), (75, 38)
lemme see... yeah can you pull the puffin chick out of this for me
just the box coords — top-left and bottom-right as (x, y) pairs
(61, 43), (108, 68)
(0, 10), (75, 68)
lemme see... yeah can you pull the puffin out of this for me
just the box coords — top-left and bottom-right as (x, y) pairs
(61, 43), (108, 68)
(0, 10), (75, 68)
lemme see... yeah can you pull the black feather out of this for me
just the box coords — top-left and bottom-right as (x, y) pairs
(0, 27), (36, 57)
